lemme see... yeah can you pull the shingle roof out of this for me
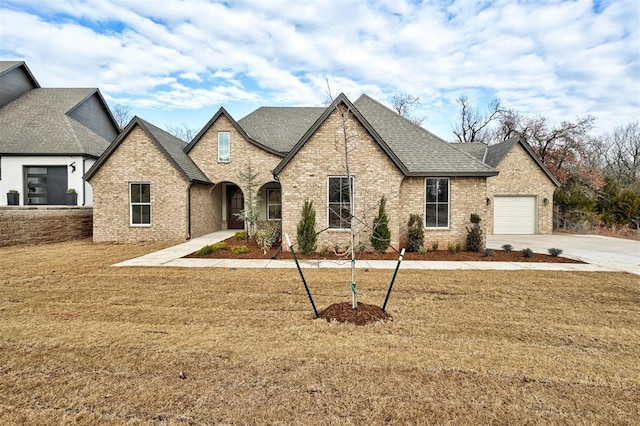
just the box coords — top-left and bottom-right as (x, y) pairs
(238, 107), (325, 154)
(86, 117), (212, 184)
(486, 136), (561, 187)
(451, 142), (488, 162)
(0, 88), (110, 157)
(352, 95), (497, 176)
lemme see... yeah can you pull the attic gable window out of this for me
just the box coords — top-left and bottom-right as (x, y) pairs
(328, 176), (354, 229)
(130, 183), (151, 226)
(425, 178), (449, 228)
(218, 131), (230, 162)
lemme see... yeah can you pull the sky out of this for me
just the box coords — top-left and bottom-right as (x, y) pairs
(1, 0), (638, 140)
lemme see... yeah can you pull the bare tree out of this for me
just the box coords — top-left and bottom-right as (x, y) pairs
(391, 92), (425, 125)
(166, 124), (198, 142)
(112, 104), (133, 130)
(452, 95), (503, 143)
(599, 121), (640, 188)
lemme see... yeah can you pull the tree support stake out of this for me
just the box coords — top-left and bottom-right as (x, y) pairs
(382, 248), (405, 313)
(285, 234), (318, 318)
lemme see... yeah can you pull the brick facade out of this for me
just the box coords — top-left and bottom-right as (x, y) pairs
(90, 126), (191, 242)
(486, 143), (556, 234)
(0, 206), (92, 247)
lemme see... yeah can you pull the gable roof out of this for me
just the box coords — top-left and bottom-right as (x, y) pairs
(238, 106), (325, 154)
(0, 60), (40, 87)
(85, 116), (212, 184)
(352, 95), (497, 176)
(273, 93), (409, 175)
(185, 107), (282, 156)
(486, 136), (561, 187)
(0, 88), (115, 157)
(450, 142), (488, 162)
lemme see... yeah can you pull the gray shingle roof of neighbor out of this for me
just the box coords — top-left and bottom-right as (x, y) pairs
(0, 61), (39, 85)
(0, 88), (111, 157)
(352, 94), (498, 176)
(238, 106), (325, 154)
(86, 116), (212, 184)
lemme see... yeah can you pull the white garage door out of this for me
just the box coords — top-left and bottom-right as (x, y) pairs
(494, 196), (537, 234)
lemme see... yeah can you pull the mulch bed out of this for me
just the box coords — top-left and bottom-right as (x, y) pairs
(318, 302), (392, 325)
(184, 236), (583, 263)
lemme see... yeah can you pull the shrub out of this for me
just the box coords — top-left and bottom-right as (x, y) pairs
(194, 242), (228, 256)
(254, 222), (281, 253)
(297, 199), (317, 255)
(418, 245), (428, 255)
(234, 231), (248, 241)
(232, 245), (250, 254)
(501, 244), (513, 252)
(465, 213), (483, 252)
(448, 241), (462, 254)
(371, 196), (391, 254)
(431, 240), (439, 251)
(355, 240), (367, 255)
(522, 248), (534, 258)
(406, 214), (424, 252)
(548, 247), (563, 257)
(320, 245), (329, 257)
(483, 249), (495, 257)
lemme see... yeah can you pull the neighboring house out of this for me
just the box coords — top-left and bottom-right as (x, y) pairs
(0, 61), (119, 206)
(86, 93), (559, 248)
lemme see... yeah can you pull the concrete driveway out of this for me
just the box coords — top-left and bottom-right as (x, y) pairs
(487, 234), (640, 276)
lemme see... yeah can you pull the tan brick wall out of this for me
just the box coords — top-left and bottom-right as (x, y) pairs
(278, 107), (405, 251)
(188, 115), (282, 229)
(189, 183), (216, 238)
(89, 126), (190, 242)
(399, 176), (488, 250)
(486, 143), (556, 234)
(0, 207), (92, 247)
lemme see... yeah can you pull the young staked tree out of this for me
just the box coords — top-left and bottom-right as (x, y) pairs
(236, 160), (261, 238)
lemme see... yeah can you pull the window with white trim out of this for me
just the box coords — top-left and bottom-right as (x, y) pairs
(218, 131), (230, 162)
(130, 183), (151, 226)
(328, 176), (353, 229)
(425, 178), (449, 228)
(267, 189), (281, 220)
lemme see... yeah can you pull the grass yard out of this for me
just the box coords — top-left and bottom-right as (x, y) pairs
(1, 239), (639, 424)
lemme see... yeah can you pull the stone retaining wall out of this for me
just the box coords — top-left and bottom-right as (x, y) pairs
(0, 207), (93, 247)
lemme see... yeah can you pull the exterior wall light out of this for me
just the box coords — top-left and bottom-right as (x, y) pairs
(486, 197), (491, 206)
(543, 198), (549, 205)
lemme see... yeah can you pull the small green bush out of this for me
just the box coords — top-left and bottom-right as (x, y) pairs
(406, 214), (424, 252)
(548, 247), (563, 257)
(465, 213), (483, 252)
(254, 222), (281, 253)
(483, 248), (496, 257)
(234, 231), (248, 241)
(371, 196), (391, 254)
(355, 240), (367, 254)
(194, 241), (228, 256)
(470, 213), (481, 224)
(501, 244), (513, 252)
(448, 241), (462, 254)
(522, 248), (534, 258)
(232, 245), (250, 254)
(418, 245), (428, 255)
(297, 199), (317, 255)
(320, 245), (329, 257)
(431, 240), (439, 251)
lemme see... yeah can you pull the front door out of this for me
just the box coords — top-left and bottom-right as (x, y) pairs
(227, 185), (245, 229)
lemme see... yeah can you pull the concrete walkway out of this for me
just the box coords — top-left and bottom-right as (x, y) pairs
(113, 230), (622, 273)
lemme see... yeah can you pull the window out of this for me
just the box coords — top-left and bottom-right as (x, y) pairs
(328, 176), (354, 229)
(267, 189), (281, 220)
(130, 183), (151, 226)
(218, 131), (230, 162)
(425, 178), (449, 228)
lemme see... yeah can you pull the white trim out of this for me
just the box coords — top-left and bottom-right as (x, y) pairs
(129, 182), (152, 227)
(424, 177), (450, 229)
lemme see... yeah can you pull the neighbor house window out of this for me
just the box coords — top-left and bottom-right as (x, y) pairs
(218, 131), (230, 162)
(328, 176), (354, 229)
(425, 178), (449, 228)
(130, 183), (151, 226)
(267, 189), (281, 220)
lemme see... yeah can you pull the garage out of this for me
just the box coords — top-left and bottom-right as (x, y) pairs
(493, 196), (537, 234)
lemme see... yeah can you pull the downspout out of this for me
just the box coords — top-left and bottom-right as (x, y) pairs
(82, 159), (87, 206)
(186, 182), (193, 240)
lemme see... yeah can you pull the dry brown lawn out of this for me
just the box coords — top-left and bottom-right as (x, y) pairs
(1, 239), (639, 425)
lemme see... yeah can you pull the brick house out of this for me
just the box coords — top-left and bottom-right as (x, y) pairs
(85, 93), (559, 249)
